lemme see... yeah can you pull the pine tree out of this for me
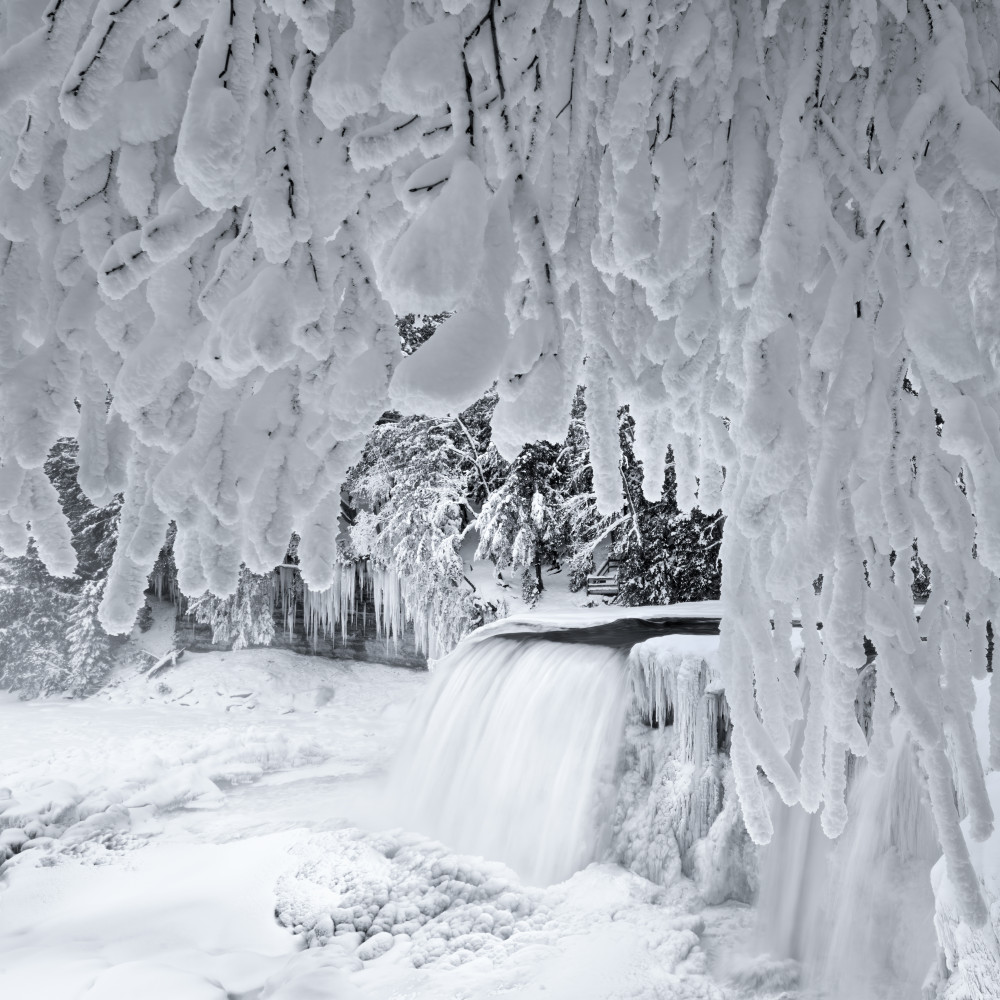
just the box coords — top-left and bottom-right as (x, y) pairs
(0, 441), (122, 696)
(397, 314), (449, 357)
(0, 544), (73, 697)
(475, 389), (603, 598)
(64, 579), (115, 695)
(189, 567), (276, 651)
(614, 415), (723, 607)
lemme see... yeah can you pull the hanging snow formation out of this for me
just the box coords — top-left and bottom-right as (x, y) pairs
(1, 0), (999, 921)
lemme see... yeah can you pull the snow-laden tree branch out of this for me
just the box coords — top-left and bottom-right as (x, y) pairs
(1, 0), (999, 923)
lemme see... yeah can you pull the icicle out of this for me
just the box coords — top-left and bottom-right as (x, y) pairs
(626, 638), (724, 767)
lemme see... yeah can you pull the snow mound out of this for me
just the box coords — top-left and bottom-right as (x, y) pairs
(274, 828), (547, 969)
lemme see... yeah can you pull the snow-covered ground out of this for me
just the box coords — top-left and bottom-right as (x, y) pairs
(0, 643), (779, 1000)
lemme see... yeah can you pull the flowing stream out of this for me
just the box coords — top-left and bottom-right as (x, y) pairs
(755, 727), (940, 998)
(386, 636), (630, 886)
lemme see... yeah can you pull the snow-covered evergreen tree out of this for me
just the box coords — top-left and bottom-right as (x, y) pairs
(0, 543), (73, 696)
(0, 440), (121, 696)
(398, 313), (448, 356)
(1, 0), (999, 919)
(476, 387), (612, 599)
(614, 418), (723, 607)
(189, 565), (276, 650)
(64, 578), (114, 694)
(348, 392), (504, 655)
(475, 440), (565, 599)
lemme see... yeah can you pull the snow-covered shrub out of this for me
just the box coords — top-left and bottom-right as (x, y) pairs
(519, 567), (541, 607)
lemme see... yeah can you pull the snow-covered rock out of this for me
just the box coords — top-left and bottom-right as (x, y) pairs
(274, 828), (547, 968)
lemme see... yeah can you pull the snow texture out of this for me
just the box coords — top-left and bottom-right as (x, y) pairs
(929, 677), (1000, 999)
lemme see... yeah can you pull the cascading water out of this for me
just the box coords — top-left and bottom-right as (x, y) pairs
(755, 725), (940, 999)
(386, 636), (630, 886)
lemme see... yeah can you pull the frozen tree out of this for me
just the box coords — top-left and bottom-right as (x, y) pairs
(1, 0), (1000, 921)
(65, 578), (115, 693)
(189, 565), (276, 649)
(0, 440), (121, 695)
(476, 439), (567, 600)
(0, 544), (74, 696)
(397, 312), (449, 356)
(348, 393), (503, 654)
(475, 390), (605, 601)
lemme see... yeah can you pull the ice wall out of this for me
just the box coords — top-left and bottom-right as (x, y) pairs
(613, 635), (757, 905)
(386, 636), (630, 886)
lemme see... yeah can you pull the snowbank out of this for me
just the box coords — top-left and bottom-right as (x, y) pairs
(0, 648), (424, 863)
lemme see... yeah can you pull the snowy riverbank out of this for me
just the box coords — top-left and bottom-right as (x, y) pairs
(0, 645), (773, 1000)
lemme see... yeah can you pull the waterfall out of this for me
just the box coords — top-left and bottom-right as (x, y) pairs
(386, 636), (630, 886)
(755, 724), (940, 998)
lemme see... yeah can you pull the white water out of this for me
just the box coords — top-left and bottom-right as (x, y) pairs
(386, 636), (630, 886)
(756, 728), (940, 998)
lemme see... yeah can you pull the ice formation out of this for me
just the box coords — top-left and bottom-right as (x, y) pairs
(627, 636), (730, 768)
(386, 635), (630, 886)
(274, 828), (549, 969)
(0, 1), (998, 917)
(614, 635), (756, 906)
(273, 559), (455, 659)
(0, 725), (328, 861)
